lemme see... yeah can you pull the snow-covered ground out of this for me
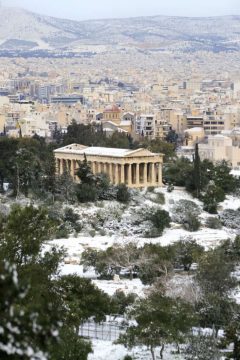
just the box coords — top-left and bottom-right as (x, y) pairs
(8, 186), (238, 359)
(89, 340), (185, 360)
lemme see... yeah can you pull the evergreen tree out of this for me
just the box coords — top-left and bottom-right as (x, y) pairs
(193, 143), (201, 198)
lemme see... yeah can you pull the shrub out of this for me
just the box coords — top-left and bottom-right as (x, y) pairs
(89, 229), (96, 238)
(202, 184), (225, 214)
(147, 209), (171, 235)
(167, 184), (174, 192)
(183, 213), (201, 232)
(55, 225), (69, 239)
(123, 356), (133, 360)
(99, 229), (106, 236)
(172, 200), (201, 223)
(172, 200), (201, 231)
(205, 217), (222, 229)
(64, 207), (79, 223)
(76, 183), (97, 203)
(152, 192), (165, 205)
(147, 186), (155, 193)
(116, 184), (131, 203)
(220, 208), (240, 229)
(144, 227), (162, 238)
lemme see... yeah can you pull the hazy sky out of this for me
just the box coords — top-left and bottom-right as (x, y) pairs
(3, 0), (240, 20)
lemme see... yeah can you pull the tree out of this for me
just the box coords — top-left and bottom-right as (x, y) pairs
(193, 143), (201, 198)
(56, 170), (76, 203)
(0, 205), (55, 266)
(111, 291), (136, 315)
(196, 248), (237, 335)
(119, 291), (195, 360)
(143, 138), (176, 162)
(55, 275), (112, 328)
(75, 154), (96, 186)
(202, 183), (225, 213)
(50, 327), (92, 360)
(184, 333), (221, 360)
(222, 307), (240, 360)
(0, 261), (53, 360)
(196, 249), (236, 298)
(213, 160), (238, 194)
(138, 243), (174, 285)
(173, 238), (204, 271)
(163, 157), (193, 187)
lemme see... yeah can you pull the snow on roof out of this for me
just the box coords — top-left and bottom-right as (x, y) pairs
(55, 144), (160, 158)
(55, 144), (135, 157)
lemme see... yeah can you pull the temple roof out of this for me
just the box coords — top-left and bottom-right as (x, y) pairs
(54, 144), (162, 158)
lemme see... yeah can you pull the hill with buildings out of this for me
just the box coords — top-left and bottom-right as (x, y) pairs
(0, 7), (240, 54)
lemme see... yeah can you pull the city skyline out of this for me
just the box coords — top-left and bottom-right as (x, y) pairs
(3, 0), (240, 20)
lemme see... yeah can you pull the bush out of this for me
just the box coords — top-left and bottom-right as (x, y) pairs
(116, 184), (131, 203)
(144, 227), (162, 238)
(205, 217), (222, 229)
(172, 200), (201, 223)
(183, 213), (201, 232)
(64, 207), (79, 223)
(76, 183), (97, 203)
(202, 184), (225, 214)
(220, 208), (240, 229)
(172, 200), (201, 231)
(89, 229), (96, 237)
(152, 192), (165, 205)
(123, 356), (133, 360)
(111, 291), (136, 315)
(147, 209), (171, 235)
(55, 225), (69, 239)
(147, 186), (155, 193)
(64, 207), (82, 232)
(99, 229), (106, 236)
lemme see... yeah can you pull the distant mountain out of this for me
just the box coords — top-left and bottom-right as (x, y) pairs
(1, 7), (240, 54)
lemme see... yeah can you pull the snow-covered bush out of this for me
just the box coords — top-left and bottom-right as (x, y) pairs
(184, 333), (221, 360)
(220, 208), (240, 229)
(171, 200), (201, 231)
(205, 216), (222, 229)
(145, 192), (165, 204)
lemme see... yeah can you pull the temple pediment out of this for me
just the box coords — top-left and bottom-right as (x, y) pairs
(124, 148), (161, 157)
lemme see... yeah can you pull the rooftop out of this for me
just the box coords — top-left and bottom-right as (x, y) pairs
(54, 144), (162, 158)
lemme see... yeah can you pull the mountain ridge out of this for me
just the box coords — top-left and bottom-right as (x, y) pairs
(1, 6), (240, 54)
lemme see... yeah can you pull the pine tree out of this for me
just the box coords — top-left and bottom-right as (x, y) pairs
(193, 143), (201, 198)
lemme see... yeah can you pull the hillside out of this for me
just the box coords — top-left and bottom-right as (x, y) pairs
(1, 7), (240, 53)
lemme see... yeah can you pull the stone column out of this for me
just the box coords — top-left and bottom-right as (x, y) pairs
(109, 163), (113, 183)
(103, 163), (108, 174)
(92, 161), (96, 174)
(59, 159), (63, 175)
(71, 160), (75, 178)
(121, 164), (125, 184)
(128, 164), (132, 187)
(136, 163), (140, 186)
(95, 162), (99, 174)
(143, 163), (148, 185)
(115, 164), (119, 184)
(158, 163), (162, 186)
(151, 163), (155, 184)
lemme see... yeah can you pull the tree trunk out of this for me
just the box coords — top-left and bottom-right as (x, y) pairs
(160, 344), (165, 359)
(150, 346), (155, 360)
